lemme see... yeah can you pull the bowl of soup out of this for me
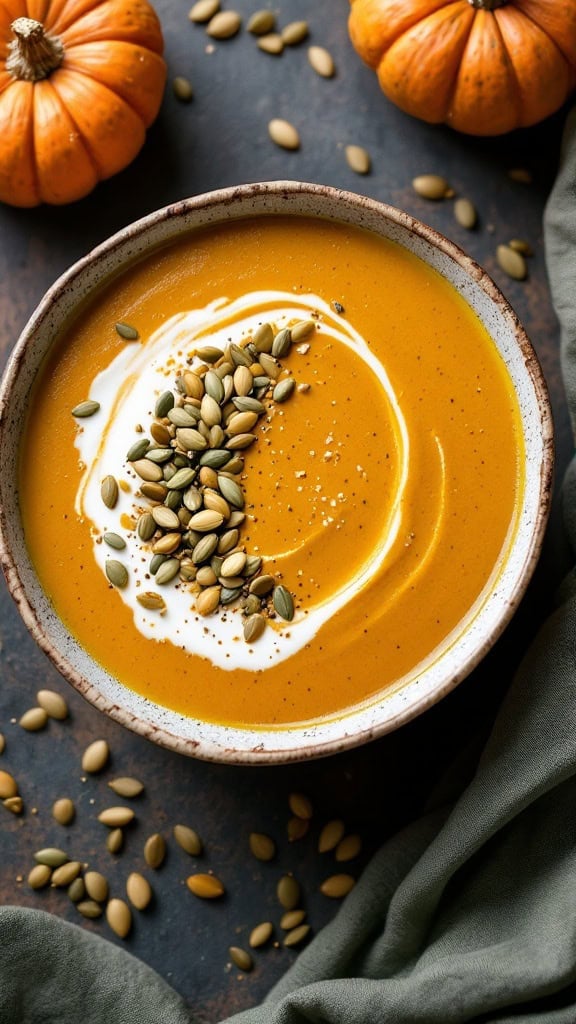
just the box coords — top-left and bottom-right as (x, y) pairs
(0, 182), (553, 763)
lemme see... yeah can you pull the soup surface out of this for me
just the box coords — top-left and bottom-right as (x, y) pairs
(20, 216), (524, 728)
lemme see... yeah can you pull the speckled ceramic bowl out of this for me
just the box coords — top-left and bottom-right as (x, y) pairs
(0, 182), (554, 764)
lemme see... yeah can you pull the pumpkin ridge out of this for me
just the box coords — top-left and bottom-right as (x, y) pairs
(61, 41), (165, 125)
(505, 0), (576, 77)
(33, 76), (101, 196)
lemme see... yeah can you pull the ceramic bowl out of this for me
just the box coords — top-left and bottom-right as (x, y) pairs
(0, 182), (554, 763)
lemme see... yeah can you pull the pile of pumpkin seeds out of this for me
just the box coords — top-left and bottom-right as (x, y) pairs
(96, 319), (318, 643)
(2, 694), (363, 970)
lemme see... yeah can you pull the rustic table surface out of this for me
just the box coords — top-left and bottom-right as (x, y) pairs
(0, 2), (572, 1020)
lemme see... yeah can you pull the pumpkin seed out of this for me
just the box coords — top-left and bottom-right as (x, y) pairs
(271, 328), (291, 358)
(37, 689), (69, 720)
(28, 864), (52, 890)
(98, 806), (135, 828)
(199, 449), (232, 469)
(259, 352), (281, 378)
(51, 861), (82, 887)
(454, 197), (477, 229)
(71, 400), (100, 418)
(151, 506), (181, 531)
(105, 560), (129, 589)
(189, 0), (219, 22)
(81, 739), (110, 774)
(196, 586), (222, 616)
(243, 613), (266, 643)
(318, 818), (345, 853)
(34, 848), (69, 868)
(155, 558), (181, 585)
(150, 553), (167, 575)
(307, 44), (334, 77)
(144, 833), (166, 868)
(19, 707), (48, 731)
(280, 909), (306, 930)
(217, 528), (240, 555)
(127, 872), (153, 910)
(137, 591), (167, 615)
(203, 489), (231, 519)
(0, 770), (18, 795)
(249, 921), (273, 948)
(68, 877), (86, 903)
(206, 10), (241, 37)
(257, 33), (284, 54)
(167, 466), (198, 489)
(273, 585), (294, 621)
(137, 513), (156, 542)
(220, 551), (246, 577)
(196, 345), (224, 363)
(77, 900), (103, 919)
(52, 797), (75, 825)
(141, 481), (168, 501)
(226, 432), (257, 450)
(174, 824), (203, 856)
(268, 118), (300, 151)
(101, 475), (119, 509)
(496, 244), (527, 281)
(186, 873), (225, 898)
(335, 834), (362, 862)
(108, 776), (145, 798)
(247, 8), (275, 34)
(229, 947), (253, 972)
(155, 391), (175, 418)
(106, 898), (132, 938)
(3, 796), (23, 814)
(287, 816), (309, 841)
(277, 875), (300, 910)
(509, 238), (533, 256)
(126, 438), (150, 462)
(284, 923), (311, 947)
(115, 322), (139, 341)
(412, 174), (450, 200)
(345, 144), (371, 175)
(249, 574), (274, 596)
(273, 378), (295, 403)
(320, 873), (356, 898)
(192, 533), (219, 564)
(85, 871), (109, 903)
(103, 532), (126, 551)
(173, 76), (194, 102)
(145, 447), (173, 465)
(133, 458), (164, 482)
(107, 828), (124, 854)
(189, 509), (225, 532)
(249, 832), (276, 861)
(281, 20), (308, 45)
(150, 422), (172, 445)
(288, 792), (313, 820)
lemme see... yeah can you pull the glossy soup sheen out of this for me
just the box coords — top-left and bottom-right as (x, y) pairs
(20, 216), (524, 728)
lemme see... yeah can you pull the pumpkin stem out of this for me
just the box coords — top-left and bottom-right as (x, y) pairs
(466, 0), (507, 8)
(6, 18), (65, 82)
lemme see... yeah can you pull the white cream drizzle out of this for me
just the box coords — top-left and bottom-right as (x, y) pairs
(74, 291), (413, 671)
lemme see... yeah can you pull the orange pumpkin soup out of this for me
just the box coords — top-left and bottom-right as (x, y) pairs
(19, 216), (523, 727)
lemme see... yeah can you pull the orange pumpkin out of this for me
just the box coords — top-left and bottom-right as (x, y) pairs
(348, 0), (576, 136)
(0, 0), (166, 207)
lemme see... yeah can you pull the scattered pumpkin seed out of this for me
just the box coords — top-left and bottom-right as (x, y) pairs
(206, 9), (241, 37)
(71, 400), (100, 418)
(454, 197), (477, 229)
(85, 871), (109, 903)
(496, 244), (527, 281)
(189, 0), (219, 22)
(173, 824), (203, 856)
(277, 874), (300, 909)
(52, 797), (75, 825)
(51, 861), (82, 887)
(281, 20), (308, 45)
(243, 613), (267, 643)
(105, 559), (129, 589)
(101, 475), (119, 509)
(229, 946), (253, 972)
(288, 792), (313, 820)
(115, 322), (139, 341)
(77, 900), (104, 919)
(247, 9), (275, 34)
(19, 707), (48, 731)
(196, 585), (222, 616)
(144, 833), (166, 869)
(126, 438), (150, 462)
(37, 689), (69, 720)
(108, 777), (145, 798)
(268, 118), (300, 151)
(257, 33), (284, 54)
(412, 174), (451, 200)
(0, 770), (18, 799)
(68, 877), (86, 903)
(318, 818), (345, 853)
(98, 806), (136, 828)
(273, 378), (295, 403)
(249, 921), (274, 948)
(307, 44), (335, 77)
(509, 238), (533, 256)
(173, 76), (194, 102)
(136, 591), (167, 614)
(106, 898), (132, 938)
(280, 909), (306, 930)
(273, 585), (294, 621)
(284, 923), (311, 947)
(186, 873), (225, 898)
(81, 739), (110, 774)
(320, 873), (356, 898)
(335, 834), (362, 862)
(34, 848), (69, 868)
(3, 795), (23, 814)
(249, 832), (276, 861)
(28, 864), (52, 889)
(107, 828), (124, 854)
(287, 816), (309, 842)
(103, 532), (127, 551)
(127, 871), (153, 910)
(345, 144), (371, 175)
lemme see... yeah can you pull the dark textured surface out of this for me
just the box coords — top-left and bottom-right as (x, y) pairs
(0, 1), (572, 1019)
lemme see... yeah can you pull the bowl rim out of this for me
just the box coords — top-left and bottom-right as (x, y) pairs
(0, 180), (555, 764)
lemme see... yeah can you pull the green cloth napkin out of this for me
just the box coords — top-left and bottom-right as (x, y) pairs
(2, 111), (576, 1024)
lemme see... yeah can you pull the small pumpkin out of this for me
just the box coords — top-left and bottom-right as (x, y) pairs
(348, 0), (576, 136)
(0, 0), (166, 207)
